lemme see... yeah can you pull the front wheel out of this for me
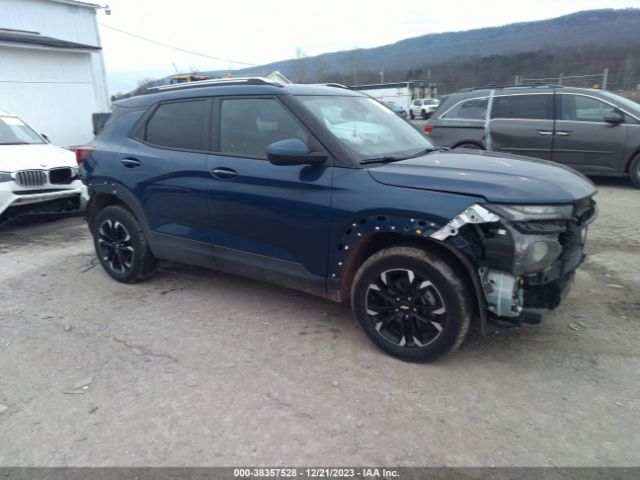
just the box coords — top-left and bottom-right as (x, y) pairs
(629, 154), (640, 188)
(351, 246), (473, 361)
(91, 205), (158, 283)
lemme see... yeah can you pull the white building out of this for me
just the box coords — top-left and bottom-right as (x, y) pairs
(0, 0), (109, 146)
(351, 80), (438, 111)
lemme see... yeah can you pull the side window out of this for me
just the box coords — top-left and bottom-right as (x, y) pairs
(219, 98), (308, 158)
(413, 100), (421, 106)
(559, 95), (616, 122)
(144, 100), (207, 150)
(443, 98), (488, 120)
(491, 94), (552, 120)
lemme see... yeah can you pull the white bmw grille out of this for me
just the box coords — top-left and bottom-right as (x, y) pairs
(15, 170), (47, 187)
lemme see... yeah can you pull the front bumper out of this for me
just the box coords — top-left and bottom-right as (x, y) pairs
(480, 200), (597, 318)
(0, 180), (88, 218)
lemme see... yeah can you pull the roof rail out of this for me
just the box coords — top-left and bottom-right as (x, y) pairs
(148, 77), (284, 93)
(457, 83), (564, 92)
(323, 83), (350, 90)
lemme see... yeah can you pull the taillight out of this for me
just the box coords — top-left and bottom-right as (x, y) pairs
(423, 125), (433, 134)
(73, 145), (96, 165)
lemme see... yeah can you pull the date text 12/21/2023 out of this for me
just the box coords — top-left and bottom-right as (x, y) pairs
(233, 468), (400, 478)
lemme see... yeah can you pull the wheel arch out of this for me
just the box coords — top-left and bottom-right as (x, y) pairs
(86, 182), (149, 234)
(452, 140), (485, 150)
(333, 231), (487, 334)
(624, 146), (640, 174)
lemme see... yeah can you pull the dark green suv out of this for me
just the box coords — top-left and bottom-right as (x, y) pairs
(425, 86), (640, 187)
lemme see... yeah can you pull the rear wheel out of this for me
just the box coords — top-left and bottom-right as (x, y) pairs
(421, 110), (429, 120)
(92, 205), (158, 283)
(409, 110), (415, 120)
(351, 246), (473, 361)
(629, 154), (640, 188)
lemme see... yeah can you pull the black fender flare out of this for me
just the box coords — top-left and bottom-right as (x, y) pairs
(86, 179), (151, 234)
(329, 213), (488, 334)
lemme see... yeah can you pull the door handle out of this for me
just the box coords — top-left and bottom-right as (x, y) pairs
(555, 131), (571, 136)
(120, 157), (141, 168)
(537, 130), (553, 136)
(211, 167), (238, 180)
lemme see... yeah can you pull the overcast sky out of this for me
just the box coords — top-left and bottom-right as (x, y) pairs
(98, 0), (640, 94)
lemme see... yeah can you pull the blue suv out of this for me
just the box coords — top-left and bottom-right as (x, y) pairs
(79, 78), (597, 361)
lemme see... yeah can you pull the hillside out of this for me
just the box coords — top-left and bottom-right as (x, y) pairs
(218, 9), (640, 81)
(117, 9), (640, 98)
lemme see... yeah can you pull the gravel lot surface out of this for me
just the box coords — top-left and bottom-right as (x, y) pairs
(0, 178), (638, 467)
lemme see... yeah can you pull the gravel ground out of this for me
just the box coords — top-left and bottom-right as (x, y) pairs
(0, 178), (638, 467)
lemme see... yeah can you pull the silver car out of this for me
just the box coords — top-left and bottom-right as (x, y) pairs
(425, 86), (640, 188)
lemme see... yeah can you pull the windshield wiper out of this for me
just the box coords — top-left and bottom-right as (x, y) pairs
(360, 147), (437, 165)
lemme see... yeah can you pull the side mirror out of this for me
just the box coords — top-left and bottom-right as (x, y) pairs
(267, 138), (327, 166)
(604, 111), (624, 125)
(41, 133), (50, 143)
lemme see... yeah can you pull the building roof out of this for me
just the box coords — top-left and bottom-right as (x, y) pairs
(0, 30), (100, 50)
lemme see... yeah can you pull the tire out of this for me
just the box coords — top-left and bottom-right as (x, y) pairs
(629, 154), (640, 188)
(351, 246), (473, 362)
(91, 205), (158, 283)
(421, 110), (428, 120)
(455, 143), (483, 150)
(409, 110), (415, 120)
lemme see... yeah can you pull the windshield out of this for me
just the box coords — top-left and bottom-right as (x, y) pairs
(424, 99), (439, 105)
(599, 91), (640, 114)
(0, 116), (44, 145)
(297, 96), (433, 161)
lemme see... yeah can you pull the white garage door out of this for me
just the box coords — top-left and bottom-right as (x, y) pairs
(0, 44), (100, 146)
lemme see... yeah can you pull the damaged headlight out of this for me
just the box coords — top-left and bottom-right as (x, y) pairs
(0, 172), (13, 183)
(486, 204), (572, 221)
(518, 238), (563, 274)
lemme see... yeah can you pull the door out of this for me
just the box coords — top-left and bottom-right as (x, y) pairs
(489, 93), (554, 160)
(119, 98), (212, 244)
(552, 93), (628, 174)
(206, 96), (333, 294)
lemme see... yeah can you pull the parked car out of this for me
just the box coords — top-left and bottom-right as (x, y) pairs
(382, 101), (407, 118)
(79, 78), (597, 361)
(0, 109), (87, 222)
(409, 98), (440, 119)
(425, 85), (640, 187)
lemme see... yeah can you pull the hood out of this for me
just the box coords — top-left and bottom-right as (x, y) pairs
(0, 144), (76, 171)
(368, 149), (596, 204)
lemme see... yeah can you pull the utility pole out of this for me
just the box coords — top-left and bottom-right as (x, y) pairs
(514, 74), (520, 86)
(603, 67), (609, 90)
(558, 73), (564, 86)
(379, 66), (384, 84)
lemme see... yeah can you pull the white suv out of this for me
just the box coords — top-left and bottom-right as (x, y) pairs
(0, 110), (87, 221)
(409, 98), (440, 119)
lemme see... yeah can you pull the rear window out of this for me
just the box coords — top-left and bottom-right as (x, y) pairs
(442, 98), (488, 120)
(144, 100), (207, 150)
(491, 94), (552, 120)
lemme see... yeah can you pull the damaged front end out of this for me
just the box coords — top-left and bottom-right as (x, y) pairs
(431, 198), (597, 327)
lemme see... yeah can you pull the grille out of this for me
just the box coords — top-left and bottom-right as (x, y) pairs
(15, 170), (47, 187)
(49, 167), (73, 184)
